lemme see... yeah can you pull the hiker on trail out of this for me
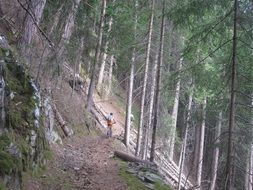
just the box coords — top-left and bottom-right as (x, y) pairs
(106, 113), (116, 138)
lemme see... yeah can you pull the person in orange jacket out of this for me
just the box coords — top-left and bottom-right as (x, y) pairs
(106, 113), (116, 138)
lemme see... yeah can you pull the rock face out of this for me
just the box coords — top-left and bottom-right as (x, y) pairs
(0, 39), (48, 190)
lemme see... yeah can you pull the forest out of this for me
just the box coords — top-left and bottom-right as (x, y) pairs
(0, 0), (252, 190)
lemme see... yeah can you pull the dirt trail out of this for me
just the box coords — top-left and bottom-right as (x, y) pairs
(24, 95), (130, 190)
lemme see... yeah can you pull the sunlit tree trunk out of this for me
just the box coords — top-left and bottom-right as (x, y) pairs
(177, 90), (193, 190)
(86, 0), (107, 110)
(150, 0), (165, 162)
(136, 0), (154, 156)
(196, 97), (207, 189)
(169, 58), (182, 160)
(124, 0), (138, 147)
(210, 112), (222, 190)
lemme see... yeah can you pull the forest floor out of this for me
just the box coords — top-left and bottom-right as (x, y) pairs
(23, 93), (135, 190)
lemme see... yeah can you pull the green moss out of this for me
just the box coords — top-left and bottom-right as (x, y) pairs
(43, 149), (53, 161)
(154, 181), (172, 190)
(0, 182), (7, 190)
(0, 135), (11, 150)
(119, 161), (172, 190)
(119, 161), (148, 190)
(0, 134), (22, 174)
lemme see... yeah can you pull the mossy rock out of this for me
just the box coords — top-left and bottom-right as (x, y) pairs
(0, 135), (11, 150)
(0, 149), (22, 175)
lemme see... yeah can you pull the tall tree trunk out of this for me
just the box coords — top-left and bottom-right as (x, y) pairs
(210, 112), (222, 190)
(169, 58), (182, 160)
(196, 97), (207, 189)
(150, 0), (165, 162)
(86, 0), (107, 110)
(177, 90), (193, 190)
(124, 0), (138, 147)
(19, 0), (47, 55)
(135, 0), (154, 156)
(57, 0), (81, 58)
(97, 15), (113, 92)
(225, 0), (237, 189)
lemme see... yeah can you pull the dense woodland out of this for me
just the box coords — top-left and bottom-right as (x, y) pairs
(0, 0), (253, 189)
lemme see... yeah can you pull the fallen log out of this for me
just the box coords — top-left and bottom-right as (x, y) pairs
(52, 103), (73, 137)
(114, 151), (146, 163)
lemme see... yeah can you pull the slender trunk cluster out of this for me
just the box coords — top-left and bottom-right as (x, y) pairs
(136, 0), (154, 156)
(97, 15), (113, 93)
(142, 43), (158, 160)
(86, 0), (107, 110)
(177, 90), (193, 190)
(124, 0), (138, 148)
(150, 0), (165, 162)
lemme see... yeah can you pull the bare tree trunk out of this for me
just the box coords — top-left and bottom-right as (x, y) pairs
(225, 0), (237, 189)
(124, 0), (138, 147)
(86, 0), (107, 110)
(19, 0), (47, 55)
(136, 0), (154, 156)
(169, 58), (182, 160)
(177, 90), (193, 190)
(210, 112), (222, 190)
(150, 0), (165, 162)
(57, 0), (81, 58)
(196, 97), (207, 189)
(97, 15), (113, 92)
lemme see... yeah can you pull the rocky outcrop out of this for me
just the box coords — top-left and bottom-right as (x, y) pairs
(0, 37), (48, 190)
